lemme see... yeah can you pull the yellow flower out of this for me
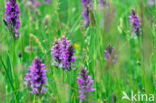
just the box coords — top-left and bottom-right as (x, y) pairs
(74, 43), (80, 50)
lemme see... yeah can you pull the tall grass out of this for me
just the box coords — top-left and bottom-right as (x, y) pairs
(0, 0), (156, 102)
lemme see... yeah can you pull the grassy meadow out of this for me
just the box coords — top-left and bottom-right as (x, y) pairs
(0, 0), (156, 102)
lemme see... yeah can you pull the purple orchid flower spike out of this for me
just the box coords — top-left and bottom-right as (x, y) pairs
(129, 10), (141, 38)
(51, 36), (76, 71)
(104, 45), (118, 64)
(24, 57), (48, 95)
(82, 0), (93, 26)
(77, 68), (95, 102)
(44, 0), (52, 4)
(149, 0), (155, 6)
(100, 0), (106, 6)
(4, 0), (21, 39)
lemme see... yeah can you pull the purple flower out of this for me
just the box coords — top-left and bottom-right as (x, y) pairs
(82, 8), (90, 26)
(82, 0), (92, 7)
(4, 0), (21, 39)
(51, 36), (75, 71)
(27, 0), (51, 6)
(77, 68), (95, 102)
(44, 0), (52, 4)
(104, 45), (117, 64)
(82, 0), (93, 26)
(27, 0), (41, 7)
(129, 10), (141, 37)
(24, 57), (48, 95)
(99, 0), (106, 6)
(149, 0), (155, 6)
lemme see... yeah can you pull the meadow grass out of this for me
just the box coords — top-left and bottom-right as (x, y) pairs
(0, 0), (156, 103)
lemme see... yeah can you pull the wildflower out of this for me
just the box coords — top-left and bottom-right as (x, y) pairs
(27, 0), (51, 7)
(44, 0), (52, 4)
(24, 57), (47, 95)
(82, 0), (93, 26)
(149, 0), (155, 6)
(104, 45), (117, 64)
(99, 0), (106, 6)
(129, 10), (141, 38)
(74, 43), (80, 50)
(77, 68), (95, 102)
(27, 0), (41, 7)
(51, 36), (75, 71)
(4, 0), (21, 39)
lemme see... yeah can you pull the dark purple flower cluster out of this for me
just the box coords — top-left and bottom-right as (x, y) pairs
(24, 57), (47, 95)
(100, 0), (106, 6)
(82, 0), (93, 26)
(51, 36), (75, 71)
(129, 10), (141, 37)
(77, 68), (95, 102)
(5, 0), (20, 39)
(104, 45), (117, 64)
